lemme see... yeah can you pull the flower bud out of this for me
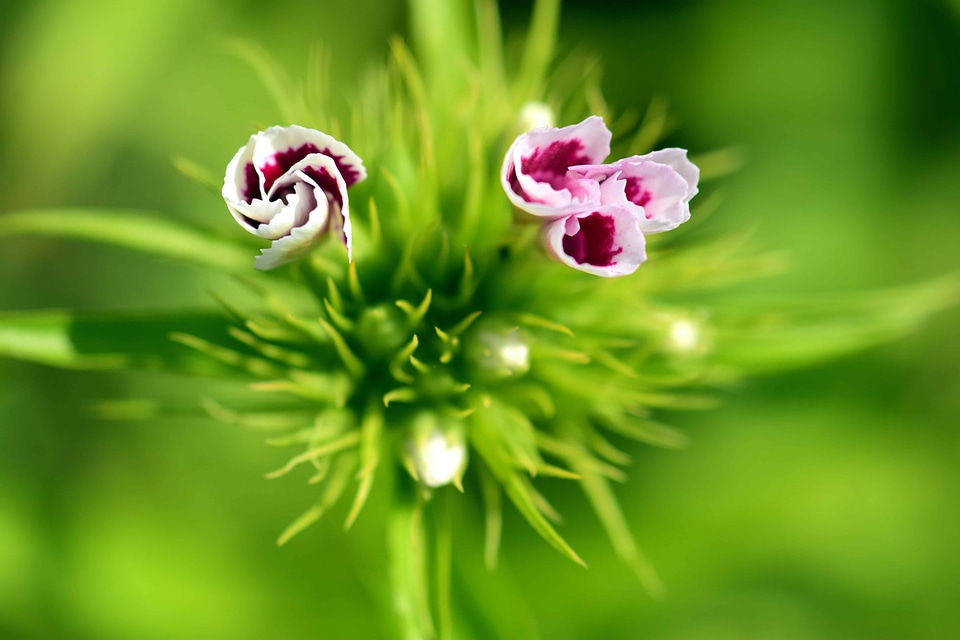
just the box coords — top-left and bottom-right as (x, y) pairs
(517, 101), (555, 132)
(465, 321), (531, 380)
(663, 314), (710, 355)
(406, 413), (468, 489)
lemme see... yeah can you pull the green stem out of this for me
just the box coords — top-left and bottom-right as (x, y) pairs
(388, 483), (436, 639)
(435, 489), (454, 640)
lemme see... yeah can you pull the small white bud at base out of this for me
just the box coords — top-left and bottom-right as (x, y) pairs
(412, 429), (468, 488)
(469, 327), (531, 378)
(517, 101), (555, 132)
(406, 414), (469, 489)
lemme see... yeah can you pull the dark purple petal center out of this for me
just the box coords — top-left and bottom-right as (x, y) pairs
(321, 148), (362, 188)
(508, 168), (529, 200)
(624, 177), (652, 208)
(521, 140), (591, 190)
(300, 166), (343, 208)
(260, 143), (322, 192)
(243, 162), (260, 204)
(258, 143), (361, 196)
(562, 212), (622, 267)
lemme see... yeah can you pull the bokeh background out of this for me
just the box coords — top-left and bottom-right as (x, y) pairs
(1, 0), (958, 638)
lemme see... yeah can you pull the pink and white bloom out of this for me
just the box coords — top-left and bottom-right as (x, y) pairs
(542, 204), (647, 277)
(223, 125), (366, 270)
(571, 148), (699, 234)
(501, 115), (612, 218)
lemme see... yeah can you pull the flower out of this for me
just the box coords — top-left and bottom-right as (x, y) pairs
(222, 125), (366, 270)
(542, 204), (647, 277)
(500, 115), (699, 277)
(571, 148), (700, 234)
(406, 414), (468, 489)
(501, 115), (611, 218)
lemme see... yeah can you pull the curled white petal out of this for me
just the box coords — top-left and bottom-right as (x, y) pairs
(222, 125), (365, 270)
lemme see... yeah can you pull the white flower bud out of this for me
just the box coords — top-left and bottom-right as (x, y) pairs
(662, 314), (711, 355)
(468, 325), (531, 378)
(407, 414), (468, 489)
(517, 101), (555, 132)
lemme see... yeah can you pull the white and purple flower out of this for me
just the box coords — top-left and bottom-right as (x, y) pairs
(501, 116), (698, 277)
(501, 115), (611, 218)
(223, 125), (366, 270)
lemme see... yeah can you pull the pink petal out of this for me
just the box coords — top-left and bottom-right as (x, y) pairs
(501, 116), (611, 218)
(572, 156), (695, 234)
(632, 148), (699, 201)
(542, 205), (647, 277)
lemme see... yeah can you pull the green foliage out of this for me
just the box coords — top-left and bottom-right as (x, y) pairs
(0, 0), (956, 638)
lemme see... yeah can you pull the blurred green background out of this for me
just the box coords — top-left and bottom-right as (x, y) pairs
(1, 0), (958, 638)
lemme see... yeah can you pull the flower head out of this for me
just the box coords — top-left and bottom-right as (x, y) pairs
(501, 115), (611, 218)
(222, 125), (366, 270)
(500, 116), (699, 277)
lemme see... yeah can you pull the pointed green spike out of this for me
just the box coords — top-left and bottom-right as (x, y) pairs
(367, 196), (383, 249)
(323, 298), (355, 333)
(276, 453), (357, 546)
(326, 277), (344, 313)
(383, 387), (419, 406)
(227, 326), (311, 369)
(447, 310), (482, 337)
(517, 312), (574, 337)
(264, 431), (361, 479)
(347, 262), (365, 304)
(456, 248), (476, 304)
(409, 355), (431, 374)
(344, 405), (384, 529)
(390, 335), (420, 384)
(172, 156), (221, 194)
(317, 318), (365, 378)
(169, 332), (282, 378)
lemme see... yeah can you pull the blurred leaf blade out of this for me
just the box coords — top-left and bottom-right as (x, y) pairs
(715, 275), (960, 373)
(0, 208), (254, 273)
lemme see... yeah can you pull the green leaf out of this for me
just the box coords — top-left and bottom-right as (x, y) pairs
(277, 452), (358, 546)
(387, 493), (436, 640)
(222, 38), (309, 126)
(470, 402), (585, 567)
(559, 423), (664, 595)
(0, 209), (254, 273)
(0, 309), (247, 377)
(344, 404), (384, 529)
(714, 275), (960, 373)
(407, 0), (473, 95)
(513, 0), (561, 103)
